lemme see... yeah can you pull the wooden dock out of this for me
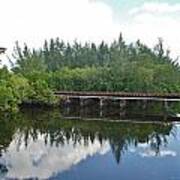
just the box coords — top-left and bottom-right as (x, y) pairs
(55, 91), (180, 120)
(55, 91), (180, 101)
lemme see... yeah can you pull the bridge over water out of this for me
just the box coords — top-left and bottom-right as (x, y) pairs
(55, 91), (180, 101)
(55, 91), (180, 121)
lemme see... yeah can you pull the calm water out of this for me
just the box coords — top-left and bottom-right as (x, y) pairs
(0, 102), (180, 180)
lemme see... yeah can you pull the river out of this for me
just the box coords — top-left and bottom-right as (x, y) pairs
(0, 101), (180, 180)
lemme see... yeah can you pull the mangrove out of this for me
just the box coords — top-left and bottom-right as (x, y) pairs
(0, 34), (180, 111)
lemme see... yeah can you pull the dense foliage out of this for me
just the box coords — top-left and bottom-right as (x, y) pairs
(0, 34), (180, 111)
(12, 35), (180, 92)
(0, 67), (57, 112)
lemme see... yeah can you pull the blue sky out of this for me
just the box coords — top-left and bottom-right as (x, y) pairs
(0, 0), (180, 64)
(97, 0), (180, 16)
(99, 0), (180, 21)
(100, 0), (179, 9)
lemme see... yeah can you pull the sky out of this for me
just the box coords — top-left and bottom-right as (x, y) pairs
(0, 0), (180, 64)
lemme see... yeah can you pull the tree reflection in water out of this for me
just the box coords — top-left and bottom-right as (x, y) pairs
(0, 108), (174, 165)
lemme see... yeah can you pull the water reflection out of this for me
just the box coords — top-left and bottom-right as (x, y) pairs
(1, 132), (109, 179)
(0, 108), (178, 179)
(61, 100), (180, 121)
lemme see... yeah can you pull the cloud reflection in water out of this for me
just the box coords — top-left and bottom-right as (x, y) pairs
(0, 132), (110, 179)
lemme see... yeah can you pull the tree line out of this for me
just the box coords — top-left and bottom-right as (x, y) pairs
(0, 34), (180, 111)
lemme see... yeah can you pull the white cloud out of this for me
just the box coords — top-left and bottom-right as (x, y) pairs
(1, 1), (180, 65)
(122, 2), (180, 59)
(0, 1), (119, 50)
(140, 149), (177, 158)
(0, 0), (121, 66)
(130, 143), (177, 158)
(129, 2), (180, 15)
(0, 132), (110, 179)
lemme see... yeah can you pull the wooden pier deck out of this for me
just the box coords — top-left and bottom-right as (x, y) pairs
(55, 91), (180, 101)
(55, 91), (180, 121)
